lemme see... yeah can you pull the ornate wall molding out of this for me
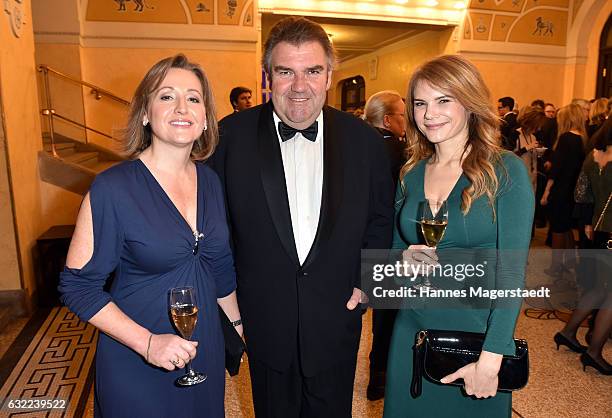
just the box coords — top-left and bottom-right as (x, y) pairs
(4, 0), (26, 38)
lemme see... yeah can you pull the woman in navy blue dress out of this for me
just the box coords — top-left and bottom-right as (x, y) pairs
(59, 54), (241, 417)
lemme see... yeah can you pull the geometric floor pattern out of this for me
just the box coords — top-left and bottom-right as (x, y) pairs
(0, 307), (96, 417)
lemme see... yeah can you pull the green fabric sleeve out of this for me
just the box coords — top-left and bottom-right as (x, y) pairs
(482, 153), (535, 355)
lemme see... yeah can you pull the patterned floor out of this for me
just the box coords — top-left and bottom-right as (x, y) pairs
(0, 307), (96, 417)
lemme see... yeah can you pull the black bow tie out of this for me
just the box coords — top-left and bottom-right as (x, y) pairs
(278, 121), (318, 142)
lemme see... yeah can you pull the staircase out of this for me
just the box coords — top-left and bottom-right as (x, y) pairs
(39, 133), (124, 195)
(37, 64), (130, 195)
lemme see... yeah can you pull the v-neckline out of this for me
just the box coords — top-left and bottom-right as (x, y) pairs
(420, 159), (464, 203)
(136, 159), (201, 235)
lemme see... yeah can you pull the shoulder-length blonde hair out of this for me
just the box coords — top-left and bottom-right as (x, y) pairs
(123, 54), (218, 160)
(400, 54), (503, 216)
(555, 104), (587, 150)
(589, 97), (609, 126)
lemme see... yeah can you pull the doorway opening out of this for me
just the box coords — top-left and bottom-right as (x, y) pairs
(340, 76), (365, 115)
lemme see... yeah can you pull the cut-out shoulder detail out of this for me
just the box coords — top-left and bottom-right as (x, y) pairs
(65, 192), (94, 269)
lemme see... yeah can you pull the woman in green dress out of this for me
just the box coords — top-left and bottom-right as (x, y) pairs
(383, 55), (534, 417)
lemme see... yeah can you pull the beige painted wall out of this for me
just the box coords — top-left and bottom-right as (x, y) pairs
(35, 42), (87, 142)
(331, 27), (569, 111)
(462, 0), (611, 107)
(471, 60), (566, 108)
(40, 182), (83, 226)
(0, 91), (21, 291)
(0, 1), (44, 297)
(332, 29), (454, 106)
(78, 47), (258, 149)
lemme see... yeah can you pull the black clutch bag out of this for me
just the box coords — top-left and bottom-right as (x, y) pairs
(218, 305), (246, 376)
(410, 329), (529, 398)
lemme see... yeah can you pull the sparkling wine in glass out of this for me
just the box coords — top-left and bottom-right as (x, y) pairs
(169, 286), (206, 386)
(420, 200), (448, 247)
(413, 200), (448, 290)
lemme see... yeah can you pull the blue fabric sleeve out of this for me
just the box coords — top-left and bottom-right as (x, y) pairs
(58, 175), (122, 322)
(204, 167), (237, 299)
(482, 154), (534, 355)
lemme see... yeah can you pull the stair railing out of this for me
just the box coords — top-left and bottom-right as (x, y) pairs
(37, 65), (130, 157)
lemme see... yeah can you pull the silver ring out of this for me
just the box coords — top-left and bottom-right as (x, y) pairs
(171, 359), (180, 366)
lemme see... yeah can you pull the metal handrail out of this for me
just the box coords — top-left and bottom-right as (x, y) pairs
(37, 65), (131, 106)
(37, 64), (128, 156)
(43, 110), (116, 141)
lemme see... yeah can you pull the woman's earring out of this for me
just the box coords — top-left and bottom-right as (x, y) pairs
(143, 119), (148, 127)
(203, 123), (207, 131)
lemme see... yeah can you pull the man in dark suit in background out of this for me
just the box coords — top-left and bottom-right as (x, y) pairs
(362, 90), (406, 401)
(229, 86), (253, 113)
(498, 96), (518, 150)
(212, 17), (394, 418)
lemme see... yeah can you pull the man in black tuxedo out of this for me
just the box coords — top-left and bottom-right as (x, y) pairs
(212, 17), (394, 418)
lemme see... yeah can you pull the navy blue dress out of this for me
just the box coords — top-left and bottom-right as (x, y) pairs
(59, 160), (236, 418)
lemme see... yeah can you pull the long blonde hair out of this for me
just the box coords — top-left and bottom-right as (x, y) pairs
(400, 55), (503, 215)
(555, 104), (587, 150)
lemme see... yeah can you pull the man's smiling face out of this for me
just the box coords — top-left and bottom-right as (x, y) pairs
(270, 41), (332, 130)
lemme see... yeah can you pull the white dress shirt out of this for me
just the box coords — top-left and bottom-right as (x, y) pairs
(273, 111), (324, 265)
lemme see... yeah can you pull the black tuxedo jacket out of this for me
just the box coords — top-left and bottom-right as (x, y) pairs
(211, 102), (394, 376)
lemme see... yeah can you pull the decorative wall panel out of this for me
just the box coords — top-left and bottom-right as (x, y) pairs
(464, 0), (581, 46)
(86, 0), (188, 23)
(186, 0), (215, 24)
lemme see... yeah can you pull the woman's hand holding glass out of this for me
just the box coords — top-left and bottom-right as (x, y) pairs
(145, 333), (198, 371)
(402, 244), (439, 278)
(402, 244), (438, 286)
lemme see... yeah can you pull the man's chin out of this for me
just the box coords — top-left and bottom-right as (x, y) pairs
(286, 113), (316, 127)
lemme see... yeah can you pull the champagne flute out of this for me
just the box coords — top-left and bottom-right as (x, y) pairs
(169, 286), (207, 386)
(412, 200), (448, 290)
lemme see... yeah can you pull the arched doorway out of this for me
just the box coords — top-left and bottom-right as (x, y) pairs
(339, 76), (365, 113)
(596, 13), (612, 98)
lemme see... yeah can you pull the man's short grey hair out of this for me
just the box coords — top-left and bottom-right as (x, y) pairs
(364, 90), (403, 128)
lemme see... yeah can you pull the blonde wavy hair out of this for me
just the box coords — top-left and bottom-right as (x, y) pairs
(555, 104), (588, 150)
(400, 55), (503, 216)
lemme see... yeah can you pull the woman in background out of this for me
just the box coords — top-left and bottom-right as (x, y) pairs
(554, 119), (612, 375)
(59, 54), (241, 417)
(541, 104), (587, 275)
(514, 106), (547, 191)
(384, 55), (534, 418)
(587, 97), (609, 141)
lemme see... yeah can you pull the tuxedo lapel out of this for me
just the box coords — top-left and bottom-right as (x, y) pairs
(303, 106), (343, 268)
(257, 102), (300, 265)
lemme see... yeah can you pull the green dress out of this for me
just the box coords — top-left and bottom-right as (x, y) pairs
(383, 152), (534, 418)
